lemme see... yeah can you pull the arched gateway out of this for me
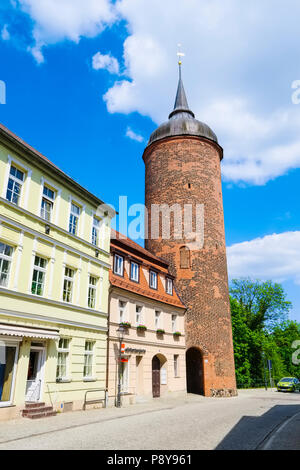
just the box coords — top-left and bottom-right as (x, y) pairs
(186, 348), (204, 395)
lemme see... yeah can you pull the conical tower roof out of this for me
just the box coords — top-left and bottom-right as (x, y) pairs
(147, 64), (218, 147)
(169, 66), (195, 119)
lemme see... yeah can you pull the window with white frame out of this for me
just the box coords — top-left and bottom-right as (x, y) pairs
(149, 270), (157, 289)
(69, 202), (80, 235)
(6, 165), (25, 205)
(171, 314), (177, 333)
(174, 355), (179, 377)
(130, 261), (139, 282)
(114, 254), (124, 276)
(88, 275), (97, 309)
(166, 277), (173, 295)
(119, 300), (127, 323)
(155, 310), (161, 329)
(83, 341), (94, 378)
(41, 185), (55, 221)
(0, 242), (13, 287)
(63, 267), (75, 303)
(31, 255), (47, 296)
(56, 338), (70, 380)
(92, 216), (101, 246)
(136, 305), (143, 326)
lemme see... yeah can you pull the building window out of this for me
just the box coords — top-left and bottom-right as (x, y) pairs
(31, 256), (47, 296)
(174, 355), (179, 377)
(41, 185), (55, 221)
(180, 246), (190, 269)
(6, 165), (25, 205)
(114, 254), (124, 276)
(56, 338), (70, 380)
(149, 270), (157, 289)
(0, 242), (13, 287)
(83, 341), (94, 378)
(136, 305), (143, 326)
(119, 300), (127, 323)
(0, 343), (18, 404)
(88, 276), (97, 309)
(92, 216), (101, 246)
(155, 310), (161, 329)
(63, 267), (75, 303)
(172, 314), (177, 333)
(69, 203), (80, 235)
(130, 261), (139, 282)
(166, 278), (173, 295)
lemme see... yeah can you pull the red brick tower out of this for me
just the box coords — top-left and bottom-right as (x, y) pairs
(143, 65), (237, 397)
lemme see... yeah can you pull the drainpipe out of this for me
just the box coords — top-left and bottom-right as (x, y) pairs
(105, 286), (112, 408)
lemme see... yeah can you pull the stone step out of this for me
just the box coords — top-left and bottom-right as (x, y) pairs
(22, 403), (57, 419)
(24, 402), (46, 409)
(25, 410), (57, 420)
(22, 406), (53, 416)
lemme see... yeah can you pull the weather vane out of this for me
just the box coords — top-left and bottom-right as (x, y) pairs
(177, 43), (185, 66)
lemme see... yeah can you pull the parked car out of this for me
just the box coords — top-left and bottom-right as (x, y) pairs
(277, 377), (300, 392)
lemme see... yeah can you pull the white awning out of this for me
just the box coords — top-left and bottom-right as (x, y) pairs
(0, 324), (60, 341)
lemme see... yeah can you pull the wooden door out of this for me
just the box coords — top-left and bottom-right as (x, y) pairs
(152, 356), (160, 398)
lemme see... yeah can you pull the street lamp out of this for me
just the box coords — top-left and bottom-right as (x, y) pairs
(116, 324), (126, 408)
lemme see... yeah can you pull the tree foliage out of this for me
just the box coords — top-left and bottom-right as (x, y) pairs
(230, 279), (299, 388)
(230, 278), (291, 330)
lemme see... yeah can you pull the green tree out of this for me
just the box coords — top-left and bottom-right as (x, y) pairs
(230, 279), (291, 331)
(271, 321), (300, 378)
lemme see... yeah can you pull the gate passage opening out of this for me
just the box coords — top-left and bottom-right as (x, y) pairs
(186, 347), (204, 395)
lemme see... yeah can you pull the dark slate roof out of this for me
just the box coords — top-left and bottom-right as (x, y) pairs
(147, 66), (218, 147)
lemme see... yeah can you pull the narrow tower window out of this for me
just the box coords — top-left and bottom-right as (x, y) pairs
(180, 246), (190, 269)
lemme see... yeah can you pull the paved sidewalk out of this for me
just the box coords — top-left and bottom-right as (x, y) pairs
(0, 392), (204, 445)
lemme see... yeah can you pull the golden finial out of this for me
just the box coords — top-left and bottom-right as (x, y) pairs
(177, 43), (185, 66)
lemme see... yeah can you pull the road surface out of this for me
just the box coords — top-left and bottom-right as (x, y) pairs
(0, 389), (299, 450)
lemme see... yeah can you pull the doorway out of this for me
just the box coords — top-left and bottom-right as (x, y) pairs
(186, 347), (204, 395)
(152, 355), (160, 398)
(25, 345), (45, 402)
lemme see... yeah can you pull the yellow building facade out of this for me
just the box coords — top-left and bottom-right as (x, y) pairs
(0, 124), (113, 420)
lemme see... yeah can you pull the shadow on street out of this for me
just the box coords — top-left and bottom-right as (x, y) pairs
(215, 403), (300, 450)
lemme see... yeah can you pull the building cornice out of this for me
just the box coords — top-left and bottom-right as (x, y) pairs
(109, 334), (186, 350)
(0, 308), (108, 332)
(143, 134), (223, 162)
(0, 211), (111, 269)
(0, 287), (108, 318)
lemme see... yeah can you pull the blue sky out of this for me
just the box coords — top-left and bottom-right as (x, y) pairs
(0, 0), (300, 321)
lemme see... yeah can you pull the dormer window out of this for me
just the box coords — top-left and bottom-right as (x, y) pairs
(114, 254), (124, 276)
(130, 261), (139, 282)
(166, 277), (173, 295)
(149, 270), (157, 290)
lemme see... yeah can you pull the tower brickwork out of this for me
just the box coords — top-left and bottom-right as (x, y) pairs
(143, 67), (237, 397)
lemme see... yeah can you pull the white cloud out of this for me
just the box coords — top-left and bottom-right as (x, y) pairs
(7, 0), (300, 184)
(125, 126), (144, 142)
(92, 52), (120, 75)
(103, 0), (300, 185)
(15, 0), (116, 63)
(227, 232), (300, 285)
(1, 24), (10, 41)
